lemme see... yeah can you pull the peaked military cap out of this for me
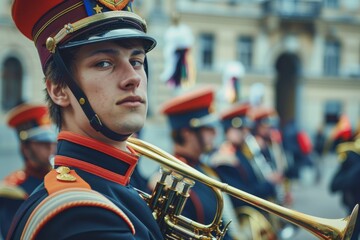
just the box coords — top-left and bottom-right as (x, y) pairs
(220, 102), (252, 130)
(247, 106), (278, 127)
(7, 103), (57, 142)
(161, 86), (215, 130)
(12, 0), (157, 71)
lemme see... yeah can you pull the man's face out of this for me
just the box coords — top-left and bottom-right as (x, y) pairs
(22, 141), (56, 170)
(68, 41), (148, 140)
(199, 127), (216, 153)
(226, 127), (245, 146)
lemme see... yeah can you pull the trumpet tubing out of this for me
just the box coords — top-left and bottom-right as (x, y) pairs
(127, 137), (358, 240)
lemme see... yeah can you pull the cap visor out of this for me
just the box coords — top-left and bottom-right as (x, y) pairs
(60, 28), (156, 53)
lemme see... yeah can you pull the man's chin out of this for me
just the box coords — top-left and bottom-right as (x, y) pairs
(120, 122), (144, 136)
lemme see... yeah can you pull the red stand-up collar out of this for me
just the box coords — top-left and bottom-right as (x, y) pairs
(55, 131), (139, 185)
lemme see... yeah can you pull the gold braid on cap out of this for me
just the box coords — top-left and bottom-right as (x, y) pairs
(44, 11), (147, 53)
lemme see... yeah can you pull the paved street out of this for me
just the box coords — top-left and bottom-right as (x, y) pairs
(0, 119), (354, 239)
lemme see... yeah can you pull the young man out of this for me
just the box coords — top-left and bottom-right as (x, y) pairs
(0, 103), (57, 239)
(8, 0), (163, 239)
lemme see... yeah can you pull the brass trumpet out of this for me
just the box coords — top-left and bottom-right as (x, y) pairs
(127, 137), (358, 240)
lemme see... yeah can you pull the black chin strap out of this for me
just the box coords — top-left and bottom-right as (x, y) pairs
(53, 51), (131, 141)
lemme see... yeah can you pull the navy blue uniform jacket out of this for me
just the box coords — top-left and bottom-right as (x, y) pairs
(7, 131), (163, 240)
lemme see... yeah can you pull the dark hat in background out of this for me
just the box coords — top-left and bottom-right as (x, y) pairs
(11, 0), (157, 71)
(220, 102), (252, 131)
(161, 86), (215, 130)
(7, 103), (57, 143)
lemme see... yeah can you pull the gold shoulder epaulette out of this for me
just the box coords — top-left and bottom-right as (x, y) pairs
(0, 183), (27, 200)
(44, 166), (91, 195)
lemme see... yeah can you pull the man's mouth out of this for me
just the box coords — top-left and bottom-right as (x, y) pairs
(116, 96), (145, 106)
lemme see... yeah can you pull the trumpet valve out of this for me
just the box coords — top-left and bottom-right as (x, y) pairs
(181, 178), (195, 196)
(170, 172), (184, 190)
(159, 167), (172, 183)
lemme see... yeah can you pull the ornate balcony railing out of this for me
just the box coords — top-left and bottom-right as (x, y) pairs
(261, 0), (322, 19)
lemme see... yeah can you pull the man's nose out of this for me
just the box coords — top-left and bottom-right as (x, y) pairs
(118, 63), (142, 90)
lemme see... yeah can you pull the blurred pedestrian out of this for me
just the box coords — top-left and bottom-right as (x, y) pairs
(281, 120), (314, 182)
(8, 0), (164, 239)
(0, 103), (56, 239)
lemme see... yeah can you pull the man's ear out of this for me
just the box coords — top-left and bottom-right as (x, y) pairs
(46, 79), (70, 107)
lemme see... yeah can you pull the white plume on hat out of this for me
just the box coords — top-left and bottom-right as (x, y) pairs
(161, 22), (194, 82)
(217, 61), (245, 108)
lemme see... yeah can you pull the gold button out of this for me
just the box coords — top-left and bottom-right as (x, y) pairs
(231, 117), (243, 128)
(190, 118), (200, 128)
(79, 98), (86, 105)
(57, 173), (76, 182)
(56, 166), (70, 174)
(19, 131), (28, 141)
(46, 37), (56, 53)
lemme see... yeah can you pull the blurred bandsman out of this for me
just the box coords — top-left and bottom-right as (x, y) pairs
(247, 107), (287, 187)
(0, 103), (57, 239)
(161, 86), (234, 239)
(210, 103), (277, 205)
(209, 102), (277, 239)
(330, 132), (360, 240)
(161, 86), (217, 221)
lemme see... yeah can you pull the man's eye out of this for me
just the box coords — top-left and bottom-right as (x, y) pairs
(95, 61), (112, 68)
(130, 60), (144, 68)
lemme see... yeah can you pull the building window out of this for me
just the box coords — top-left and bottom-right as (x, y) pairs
(1, 57), (23, 111)
(199, 33), (214, 70)
(324, 40), (340, 76)
(237, 36), (253, 71)
(324, 100), (342, 125)
(324, 0), (339, 8)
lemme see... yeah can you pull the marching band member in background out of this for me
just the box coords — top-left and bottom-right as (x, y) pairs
(210, 103), (278, 207)
(208, 102), (278, 239)
(247, 106), (291, 205)
(161, 86), (234, 239)
(0, 103), (56, 239)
